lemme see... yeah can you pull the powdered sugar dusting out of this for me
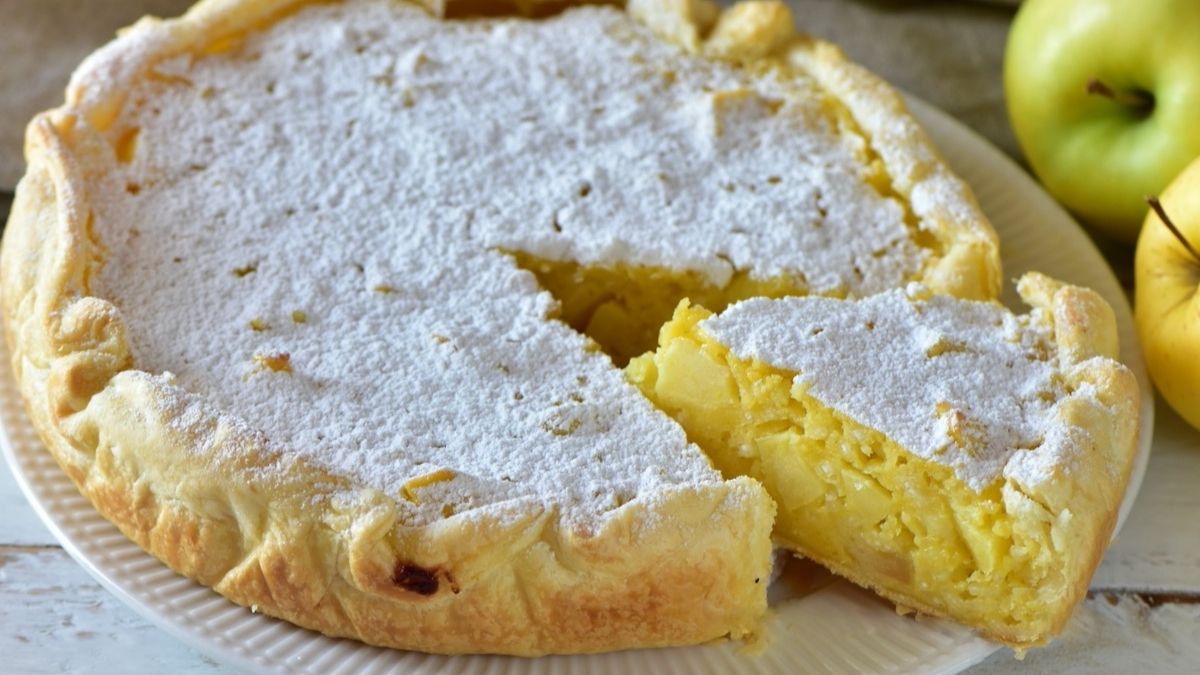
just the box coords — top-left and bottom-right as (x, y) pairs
(86, 1), (930, 524)
(702, 287), (1072, 490)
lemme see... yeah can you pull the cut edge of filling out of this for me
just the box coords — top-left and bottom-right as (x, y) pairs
(506, 245), (939, 367)
(507, 252), (810, 365)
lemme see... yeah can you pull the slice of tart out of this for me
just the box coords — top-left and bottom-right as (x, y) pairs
(628, 272), (1140, 647)
(2, 0), (1002, 656)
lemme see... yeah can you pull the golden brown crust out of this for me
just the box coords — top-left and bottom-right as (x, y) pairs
(1, 0), (782, 656)
(1010, 272), (1140, 644)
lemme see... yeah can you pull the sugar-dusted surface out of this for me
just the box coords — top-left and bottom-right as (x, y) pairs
(703, 287), (1079, 490)
(88, 1), (926, 523)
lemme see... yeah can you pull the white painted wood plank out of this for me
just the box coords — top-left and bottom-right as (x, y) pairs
(1094, 399), (1200, 593)
(3, 545), (1198, 675)
(0, 546), (237, 675)
(967, 594), (1200, 674)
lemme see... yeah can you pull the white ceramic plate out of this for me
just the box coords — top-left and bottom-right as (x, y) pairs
(0, 94), (1154, 675)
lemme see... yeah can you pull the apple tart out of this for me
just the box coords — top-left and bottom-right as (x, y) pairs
(2, 0), (1037, 656)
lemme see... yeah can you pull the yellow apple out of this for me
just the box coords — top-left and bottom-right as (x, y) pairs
(1135, 155), (1200, 430)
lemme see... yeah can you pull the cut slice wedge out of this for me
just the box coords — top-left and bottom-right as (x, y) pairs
(628, 273), (1139, 647)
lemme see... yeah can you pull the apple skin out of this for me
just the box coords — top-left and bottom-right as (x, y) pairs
(1135, 156), (1200, 430)
(1006, 0), (1200, 243)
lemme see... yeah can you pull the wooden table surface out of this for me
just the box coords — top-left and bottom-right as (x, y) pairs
(2, 2), (1199, 673)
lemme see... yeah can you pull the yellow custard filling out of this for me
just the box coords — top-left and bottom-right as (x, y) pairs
(510, 251), (808, 364)
(626, 301), (1068, 638)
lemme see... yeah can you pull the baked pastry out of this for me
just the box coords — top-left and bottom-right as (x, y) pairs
(628, 273), (1140, 646)
(1, 0), (1004, 656)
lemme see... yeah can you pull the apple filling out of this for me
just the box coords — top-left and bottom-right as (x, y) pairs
(509, 251), (810, 365)
(626, 301), (1067, 637)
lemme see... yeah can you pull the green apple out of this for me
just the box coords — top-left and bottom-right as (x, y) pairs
(1135, 156), (1200, 430)
(1005, 0), (1200, 243)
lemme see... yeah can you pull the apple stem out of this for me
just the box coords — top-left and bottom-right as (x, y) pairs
(1086, 78), (1154, 114)
(1147, 196), (1200, 263)
(1086, 78), (1117, 98)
